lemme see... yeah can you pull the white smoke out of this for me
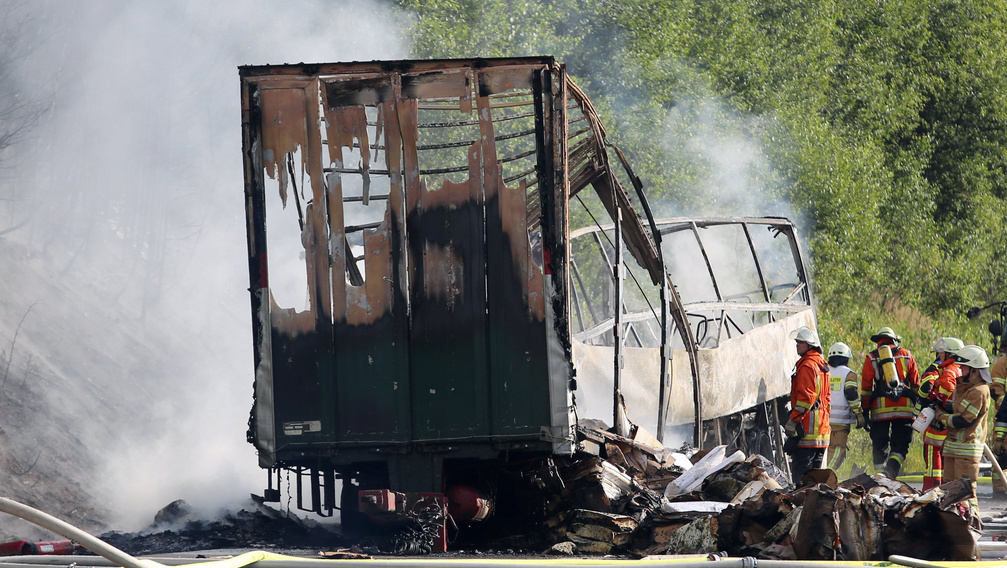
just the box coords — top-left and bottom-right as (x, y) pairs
(658, 97), (794, 220)
(0, 0), (409, 530)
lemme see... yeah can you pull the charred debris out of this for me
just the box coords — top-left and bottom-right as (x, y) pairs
(87, 423), (982, 561)
(433, 423), (982, 561)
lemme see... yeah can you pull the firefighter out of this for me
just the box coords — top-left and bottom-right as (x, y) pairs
(934, 344), (991, 514)
(860, 326), (920, 479)
(785, 326), (831, 485)
(989, 334), (1007, 498)
(826, 342), (864, 472)
(916, 337), (963, 491)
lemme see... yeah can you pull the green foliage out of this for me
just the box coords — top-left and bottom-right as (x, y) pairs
(396, 0), (1007, 361)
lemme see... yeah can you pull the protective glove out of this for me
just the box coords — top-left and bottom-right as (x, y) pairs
(932, 409), (949, 429)
(785, 419), (798, 438)
(994, 435), (1005, 455)
(906, 388), (919, 405)
(854, 411), (866, 429)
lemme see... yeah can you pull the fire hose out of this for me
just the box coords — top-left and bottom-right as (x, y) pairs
(984, 442), (1007, 491)
(0, 496), (266, 568)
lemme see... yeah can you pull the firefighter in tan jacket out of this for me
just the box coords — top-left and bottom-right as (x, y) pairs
(935, 344), (992, 513)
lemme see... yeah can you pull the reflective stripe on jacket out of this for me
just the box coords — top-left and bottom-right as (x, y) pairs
(921, 360), (960, 448)
(944, 378), (989, 459)
(860, 345), (920, 420)
(829, 364), (859, 425)
(791, 349), (831, 449)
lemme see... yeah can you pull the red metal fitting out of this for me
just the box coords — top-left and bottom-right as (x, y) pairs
(0, 540), (77, 556)
(446, 485), (493, 523)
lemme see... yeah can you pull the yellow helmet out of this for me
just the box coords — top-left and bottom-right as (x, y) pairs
(870, 326), (900, 343)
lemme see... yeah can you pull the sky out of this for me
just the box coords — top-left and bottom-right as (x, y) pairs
(0, 0), (410, 530)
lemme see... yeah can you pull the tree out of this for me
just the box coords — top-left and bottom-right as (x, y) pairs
(395, 0), (1007, 320)
(0, 1), (49, 235)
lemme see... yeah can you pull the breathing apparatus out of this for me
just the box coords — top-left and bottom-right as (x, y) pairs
(878, 344), (901, 394)
(870, 327), (903, 399)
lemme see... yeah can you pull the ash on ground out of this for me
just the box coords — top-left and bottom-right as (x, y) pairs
(99, 499), (348, 555)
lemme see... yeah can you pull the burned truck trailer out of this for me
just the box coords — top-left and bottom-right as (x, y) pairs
(239, 58), (816, 537)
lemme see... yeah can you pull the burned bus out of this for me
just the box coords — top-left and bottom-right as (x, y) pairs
(239, 57), (815, 546)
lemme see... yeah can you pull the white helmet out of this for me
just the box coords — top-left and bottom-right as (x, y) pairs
(828, 342), (853, 359)
(956, 344), (992, 382)
(791, 326), (821, 348)
(933, 337), (964, 354)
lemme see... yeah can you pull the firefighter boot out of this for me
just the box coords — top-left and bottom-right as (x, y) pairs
(884, 453), (905, 479)
(872, 448), (888, 475)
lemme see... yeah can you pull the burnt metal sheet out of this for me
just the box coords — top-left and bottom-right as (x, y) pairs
(574, 310), (813, 432)
(323, 88), (410, 443)
(241, 59), (578, 470)
(569, 217), (816, 437)
(406, 113), (491, 441)
(480, 67), (551, 436)
(325, 75), (394, 107)
(565, 79), (662, 286)
(251, 80), (338, 454)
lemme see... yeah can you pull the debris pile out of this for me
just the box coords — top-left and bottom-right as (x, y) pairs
(75, 425), (984, 560)
(532, 424), (982, 561)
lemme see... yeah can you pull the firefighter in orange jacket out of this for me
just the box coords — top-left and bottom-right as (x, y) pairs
(786, 326), (831, 485)
(916, 337), (963, 490)
(860, 326), (920, 479)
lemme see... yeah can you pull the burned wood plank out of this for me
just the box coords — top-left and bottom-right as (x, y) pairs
(834, 487), (883, 561)
(936, 477), (976, 510)
(794, 486), (873, 560)
(566, 534), (613, 554)
(666, 516), (719, 554)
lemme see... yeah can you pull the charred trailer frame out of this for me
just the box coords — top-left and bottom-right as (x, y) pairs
(239, 58), (599, 527)
(239, 58), (817, 545)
